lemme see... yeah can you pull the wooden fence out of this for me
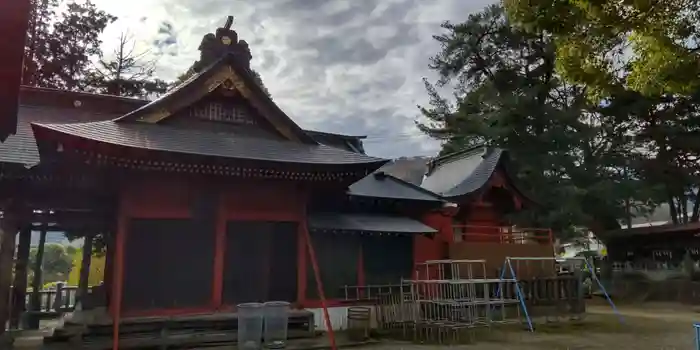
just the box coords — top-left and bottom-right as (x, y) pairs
(608, 278), (700, 304)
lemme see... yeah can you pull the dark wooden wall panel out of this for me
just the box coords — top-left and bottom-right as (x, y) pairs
(222, 221), (299, 304)
(363, 235), (413, 286)
(223, 221), (272, 304)
(306, 231), (359, 299)
(268, 222), (298, 302)
(123, 219), (214, 311)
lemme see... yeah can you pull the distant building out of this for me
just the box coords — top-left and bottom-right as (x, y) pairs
(623, 202), (693, 229)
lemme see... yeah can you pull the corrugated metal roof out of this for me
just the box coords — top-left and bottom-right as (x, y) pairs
(348, 172), (444, 202)
(32, 120), (387, 165)
(420, 147), (504, 198)
(308, 212), (437, 234)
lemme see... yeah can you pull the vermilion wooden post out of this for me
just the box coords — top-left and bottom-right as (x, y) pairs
(357, 245), (365, 288)
(0, 0), (30, 140)
(211, 203), (226, 308)
(296, 225), (307, 306)
(112, 217), (127, 349)
(302, 225), (337, 350)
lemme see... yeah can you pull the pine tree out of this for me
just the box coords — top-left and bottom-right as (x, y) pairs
(23, 0), (115, 91)
(418, 4), (657, 234)
(504, 0), (700, 224)
(85, 32), (168, 98)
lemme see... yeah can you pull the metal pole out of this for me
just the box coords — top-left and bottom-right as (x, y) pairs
(507, 259), (533, 332)
(583, 258), (624, 324)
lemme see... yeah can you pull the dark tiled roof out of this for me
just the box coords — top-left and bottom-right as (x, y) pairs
(31, 121), (387, 165)
(305, 130), (366, 153)
(421, 147), (504, 198)
(1, 101), (369, 168)
(348, 172), (444, 202)
(0, 105), (120, 166)
(308, 212), (437, 234)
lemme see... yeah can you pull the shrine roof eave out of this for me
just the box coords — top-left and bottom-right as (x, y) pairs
(30, 120), (388, 168)
(601, 222), (700, 240)
(424, 147), (537, 206)
(308, 212), (438, 236)
(348, 171), (447, 203)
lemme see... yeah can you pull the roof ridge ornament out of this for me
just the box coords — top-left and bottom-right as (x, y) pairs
(193, 15), (252, 73)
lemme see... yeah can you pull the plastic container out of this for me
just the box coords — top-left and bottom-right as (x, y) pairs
(263, 301), (291, 349)
(238, 302), (264, 350)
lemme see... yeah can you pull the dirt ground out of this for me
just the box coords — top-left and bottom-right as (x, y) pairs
(362, 301), (698, 350)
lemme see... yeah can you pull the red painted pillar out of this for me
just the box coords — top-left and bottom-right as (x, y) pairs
(212, 201), (226, 308)
(0, 0), (30, 140)
(357, 246), (365, 288)
(111, 212), (127, 350)
(296, 223), (307, 307)
(296, 188), (308, 308)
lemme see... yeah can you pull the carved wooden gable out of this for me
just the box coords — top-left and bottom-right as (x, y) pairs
(188, 92), (257, 125)
(119, 17), (317, 144)
(163, 88), (283, 138)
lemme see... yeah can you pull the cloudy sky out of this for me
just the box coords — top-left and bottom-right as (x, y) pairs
(91, 0), (495, 159)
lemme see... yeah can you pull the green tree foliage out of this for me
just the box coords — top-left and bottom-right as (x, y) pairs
(504, 0), (700, 225)
(503, 0), (700, 97)
(23, 0), (116, 90)
(418, 5), (659, 236)
(28, 243), (75, 284)
(22, 0), (57, 86)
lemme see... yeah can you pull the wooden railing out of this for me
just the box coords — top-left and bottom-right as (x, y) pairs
(452, 225), (553, 245)
(15, 284), (80, 313)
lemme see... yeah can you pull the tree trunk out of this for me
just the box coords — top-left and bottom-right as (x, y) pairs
(691, 189), (700, 222)
(0, 215), (20, 336)
(29, 227), (47, 312)
(78, 235), (93, 302)
(668, 193), (679, 225)
(681, 194), (689, 224)
(9, 226), (31, 329)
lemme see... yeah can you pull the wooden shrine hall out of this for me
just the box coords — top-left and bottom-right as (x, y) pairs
(0, 15), (546, 349)
(0, 15), (450, 332)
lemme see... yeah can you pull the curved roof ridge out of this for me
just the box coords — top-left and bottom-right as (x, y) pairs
(427, 144), (489, 176)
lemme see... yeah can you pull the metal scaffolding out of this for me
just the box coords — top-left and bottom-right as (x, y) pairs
(374, 259), (527, 344)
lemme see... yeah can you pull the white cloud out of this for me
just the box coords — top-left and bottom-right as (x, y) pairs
(91, 0), (497, 158)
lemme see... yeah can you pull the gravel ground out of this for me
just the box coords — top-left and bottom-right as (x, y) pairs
(358, 303), (697, 350)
